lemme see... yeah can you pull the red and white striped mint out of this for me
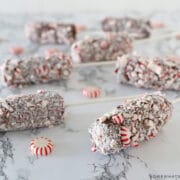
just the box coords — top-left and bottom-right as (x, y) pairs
(30, 137), (53, 156)
(35, 65), (49, 77)
(112, 114), (124, 124)
(10, 46), (24, 55)
(131, 133), (139, 147)
(82, 86), (101, 98)
(120, 126), (131, 147)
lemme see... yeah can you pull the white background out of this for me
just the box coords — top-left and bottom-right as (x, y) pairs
(0, 0), (179, 13)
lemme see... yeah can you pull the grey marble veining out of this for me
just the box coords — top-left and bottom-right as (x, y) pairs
(0, 12), (179, 180)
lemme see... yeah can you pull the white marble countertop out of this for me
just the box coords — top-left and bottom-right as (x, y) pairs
(0, 12), (179, 180)
(1, 0), (180, 13)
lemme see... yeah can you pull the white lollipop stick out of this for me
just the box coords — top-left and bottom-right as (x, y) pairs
(66, 93), (180, 107)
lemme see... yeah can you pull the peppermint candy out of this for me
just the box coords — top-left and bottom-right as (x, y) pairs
(10, 46), (24, 55)
(30, 137), (53, 156)
(35, 65), (50, 77)
(82, 87), (101, 98)
(112, 114), (124, 124)
(131, 133), (139, 147)
(120, 126), (131, 147)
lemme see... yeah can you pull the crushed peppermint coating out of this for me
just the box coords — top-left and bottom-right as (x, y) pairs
(3, 54), (72, 87)
(88, 93), (173, 155)
(71, 33), (132, 63)
(0, 90), (64, 132)
(101, 17), (151, 39)
(25, 22), (76, 44)
(30, 137), (53, 156)
(115, 55), (180, 90)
